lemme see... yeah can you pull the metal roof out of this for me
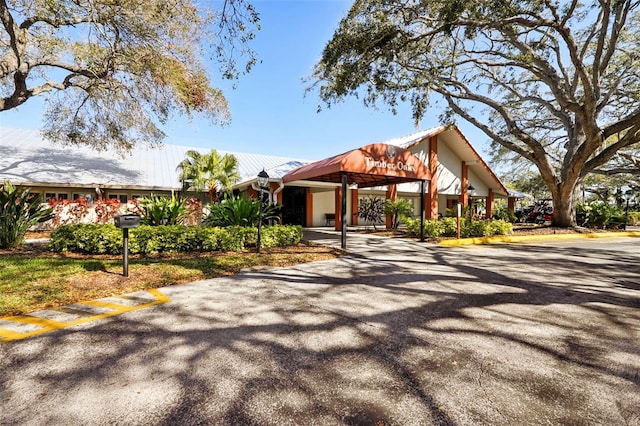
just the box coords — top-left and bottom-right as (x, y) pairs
(0, 127), (307, 191)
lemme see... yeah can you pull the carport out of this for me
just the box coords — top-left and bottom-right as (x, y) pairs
(282, 143), (431, 249)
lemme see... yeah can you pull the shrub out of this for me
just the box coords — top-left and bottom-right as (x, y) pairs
(462, 219), (488, 238)
(403, 217), (444, 238)
(204, 195), (281, 227)
(402, 217), (512, 239)
(486, 219), (514, 236)
(493, 206), (517, 223)
(441, 217), (459, 237)
(357, 196), (385, 229)
(49, 224), (121, 254)
(580, 202), (626, 229)
(384, 198), (414, 229)
(261, 225), (303, 248)
(0, 181), (53, 248)
(49, 224), (302, 254)
(138, 194), (186, 226)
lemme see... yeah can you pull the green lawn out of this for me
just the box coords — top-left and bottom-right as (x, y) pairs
(0, 244), (340, 316)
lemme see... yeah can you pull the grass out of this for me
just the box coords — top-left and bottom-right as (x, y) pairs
(0, 242), (342, 317)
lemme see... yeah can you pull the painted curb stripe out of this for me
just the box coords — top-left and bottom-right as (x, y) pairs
(439, 231), (640, 246)
(0, 289), (170, 343)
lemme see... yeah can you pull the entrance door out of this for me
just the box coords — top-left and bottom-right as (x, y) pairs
(281, 187), (306, 225)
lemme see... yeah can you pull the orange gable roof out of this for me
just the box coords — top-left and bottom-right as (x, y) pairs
(283, 143), (430, 188)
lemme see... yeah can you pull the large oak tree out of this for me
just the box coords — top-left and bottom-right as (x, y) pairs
(312, 0), (640, 226)
(1, 0), (258, 151)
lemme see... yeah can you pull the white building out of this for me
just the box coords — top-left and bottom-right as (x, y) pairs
(0, 125), (513, 228)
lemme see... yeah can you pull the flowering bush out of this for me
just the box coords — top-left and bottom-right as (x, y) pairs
(36, 199), (139, 230)
(38, 196), (203, 229)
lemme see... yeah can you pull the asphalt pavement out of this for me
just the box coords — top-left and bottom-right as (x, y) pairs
(1, 231), (639, 425)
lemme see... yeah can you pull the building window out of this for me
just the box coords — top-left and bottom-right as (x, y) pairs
(46, 192), (68, 201)
(109, 194), (129, 203)
(73, 193), (94, 203)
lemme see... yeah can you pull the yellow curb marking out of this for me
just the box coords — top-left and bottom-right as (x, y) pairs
(440, 231), (640, 246)
(0, 289), (170, 343)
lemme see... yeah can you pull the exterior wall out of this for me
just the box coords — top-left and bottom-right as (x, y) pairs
(467, 169), (489, 197)
(311, 189), (335, 227)
(435, 142), (461, 195)
(403, 135), (465, 195)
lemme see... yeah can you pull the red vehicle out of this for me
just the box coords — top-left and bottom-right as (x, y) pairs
(525, 199), (554, 224)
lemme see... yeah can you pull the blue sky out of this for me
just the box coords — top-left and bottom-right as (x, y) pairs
(1, 0), (490, 161)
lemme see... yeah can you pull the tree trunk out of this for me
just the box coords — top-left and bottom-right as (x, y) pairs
(551, 181), (578, 227)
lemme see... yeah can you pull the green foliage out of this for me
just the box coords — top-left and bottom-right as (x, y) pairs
(357, 196), (385, 229)
(312, 0), (640, 227)
(403, 217), (444, 238)
(204, 195), (281, 227)
(403, 216), (512, 238)
(485, 220), (514, 236)
(177, 150), (240, 201)
(577, 202), (627, 229)
(49, 224), (303, 254)
(441, 217), (459, 237)
(384, 198), (414, 229)
(445, 205), (469, 218)
(3, 0), (260, 151)
(138, 194), (186, 226)
(0, 181), (53, 249)
(49, 224), (122, 253)
(493, 206), (517, 223)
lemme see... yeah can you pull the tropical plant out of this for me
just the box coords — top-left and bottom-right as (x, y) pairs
(138, 194), (186, 226)
(312, 0), (640, 227)
(204, 195), (281, 227)
(0, 181), (53, 248)
(357, 196), (385, 229)
(493, 206), (517, 223)
(578, 202), (626, 229)
(177, 150), (240, 201)
(1, 0), (259, 151)
(384, 198), (414, 229)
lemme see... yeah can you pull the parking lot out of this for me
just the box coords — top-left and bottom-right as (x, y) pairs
(1, 232), (639, 425)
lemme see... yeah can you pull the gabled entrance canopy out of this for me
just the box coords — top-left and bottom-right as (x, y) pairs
(282, 143), (431, 187)
(283, 144), (430, 249)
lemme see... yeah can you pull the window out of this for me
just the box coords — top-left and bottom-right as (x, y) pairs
(109, 194), (129, 203)
(73, 193), (94, 203)
(46, 192), (69, 201)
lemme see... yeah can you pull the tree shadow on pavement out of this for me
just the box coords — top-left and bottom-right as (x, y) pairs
(1, 240), (639, 425)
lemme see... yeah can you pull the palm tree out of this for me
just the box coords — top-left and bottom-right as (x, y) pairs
(176, 149), (240, 202)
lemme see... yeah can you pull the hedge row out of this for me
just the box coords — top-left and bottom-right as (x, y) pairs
(403, 217), (513, 238)
(49, 224), (303, 255)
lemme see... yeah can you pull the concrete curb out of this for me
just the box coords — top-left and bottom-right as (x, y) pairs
(439, 230), (640, 246)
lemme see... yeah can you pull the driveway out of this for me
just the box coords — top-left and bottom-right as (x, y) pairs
(1, 231), (639, 425)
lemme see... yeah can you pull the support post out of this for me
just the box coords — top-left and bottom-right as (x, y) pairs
(420, 180), (426, 242)
(257, 187), (263, 253)
(341, 172), (347, 249)
(456, 203), (461, 239)
(123, 228), (129, 277)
